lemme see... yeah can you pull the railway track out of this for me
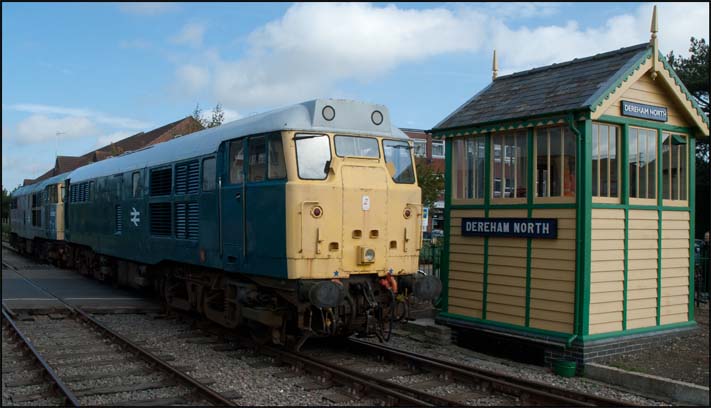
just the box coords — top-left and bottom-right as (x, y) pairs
(1, 253), (238, 407)
(3, 242), (653, 406)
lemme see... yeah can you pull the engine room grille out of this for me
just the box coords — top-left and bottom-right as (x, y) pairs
(175, 202), (199, 240)
(115, 205), (122, 234)
(175, 161), (199, 195)
(150, 168), (172, 196)
(70, 182), (89, 203)
(150, 203), (171, 236)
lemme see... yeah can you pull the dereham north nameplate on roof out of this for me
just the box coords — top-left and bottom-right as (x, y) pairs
(621, 100), (668, 122)
(461, 218), (557, 239)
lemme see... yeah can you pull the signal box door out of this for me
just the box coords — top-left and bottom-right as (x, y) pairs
(220, 139), (246, 268)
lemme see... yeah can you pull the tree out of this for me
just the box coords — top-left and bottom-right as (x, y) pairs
(667, 37), (710, 238)
(192, 103), (225, 128)
(415, 158), (444, 209)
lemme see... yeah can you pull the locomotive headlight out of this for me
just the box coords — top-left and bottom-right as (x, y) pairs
(311, 206), (323, 218)
(365, 248), (375, 262)
(358, 246), (375, 264)
(403, 208), (412, 219)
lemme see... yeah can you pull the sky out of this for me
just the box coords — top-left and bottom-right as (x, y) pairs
(2, 2), (709, 190)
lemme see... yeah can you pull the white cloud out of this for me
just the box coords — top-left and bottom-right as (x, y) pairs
(171, 22), (206, 48)
(15, 115), (98, 145)
(7, 104), (151, 130)
(212, 3), (486, 109)
(118, 3), (178, 16)
(164, 2), (708, 109)
(96, 131), (136, 148)
(493, 2), (710, 74)
(222, 108), (241, 123)
(174, 65), (210, 96)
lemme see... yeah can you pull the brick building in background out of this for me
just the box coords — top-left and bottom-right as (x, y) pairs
(401, 128), (445, 234)
(25, 116), (203, 186)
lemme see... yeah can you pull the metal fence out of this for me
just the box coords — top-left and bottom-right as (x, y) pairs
(419, 239), (443, 278)
(696, 247), (710, 305)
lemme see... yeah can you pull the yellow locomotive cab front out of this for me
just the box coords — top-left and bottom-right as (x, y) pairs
(284, 131), (422, 280)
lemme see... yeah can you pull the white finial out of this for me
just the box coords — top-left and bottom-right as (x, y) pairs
(492, 49), (498, 81)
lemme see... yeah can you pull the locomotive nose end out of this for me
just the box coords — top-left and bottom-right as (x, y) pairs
(299, 280), (345, 308)
(399, 273), (442, 301)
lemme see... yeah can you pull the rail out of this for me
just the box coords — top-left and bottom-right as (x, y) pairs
(347, 338), (637, 407)
(2, 304), (81, 406)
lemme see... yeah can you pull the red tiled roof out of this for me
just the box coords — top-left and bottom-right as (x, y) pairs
(26, 116), (204, 185)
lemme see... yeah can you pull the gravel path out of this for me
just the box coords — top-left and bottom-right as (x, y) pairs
(599, 302), (709, 386)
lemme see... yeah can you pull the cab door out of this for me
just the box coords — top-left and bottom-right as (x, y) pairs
(220, 138), (246, 268)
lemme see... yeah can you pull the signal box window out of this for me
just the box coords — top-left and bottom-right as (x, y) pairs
(452, 137), (485, 200)
(229, 140), (244, 184)
(628, 127), (657, 200)
(202, 157), (216, 191)
(248, 136), (267, 182)
(591, 123), (619, 198)
(491, 129), (527, 198)
(268, 136), (286, 179)
(535, 126), (576, 198)
(661, 132), (688, 201)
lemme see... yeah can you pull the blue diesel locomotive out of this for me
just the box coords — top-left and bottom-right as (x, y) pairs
(10, 99), (441, 346)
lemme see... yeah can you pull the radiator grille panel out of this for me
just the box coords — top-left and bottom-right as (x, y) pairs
(175, 161), (199, 195)
(150, 203), (171, 236)
(175, 202), (199, 240)
(115, 205), (122, 233)
(150, 168), (172, 196)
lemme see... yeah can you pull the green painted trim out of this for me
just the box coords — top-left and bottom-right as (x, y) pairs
(591, 203), (690, 211)
(688, 137), (696, 320)
(482, 133), (491, 320)
(597, 115), (695, 135)
(589, 49), (653, 113)
(656, 129), (663, 326)
(621, 124), (629, 331)
(581, 119), (593, 336)
(432, 112), (580, 139)
(581, 321), (696, 342)
(441, 138), (453, 313)
(439, 312), (572, 338)
(623, 207), (629, 330)
(525, 127), (534, 327)
(657, 52), (710, 129)
(450, 203), (576, 210)
(571, 114), (585, 337)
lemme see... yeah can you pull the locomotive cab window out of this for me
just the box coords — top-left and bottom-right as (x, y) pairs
(335, 135), (379, 158)
(383, 140), (415, 184)
(132, 172), (141, 197)
(202, 157), (216, 191)
(229, 140), (245, 184)
(268, 135), (286, 179)
(295, 133), (331, 180)
(248, 136), (267, 182)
